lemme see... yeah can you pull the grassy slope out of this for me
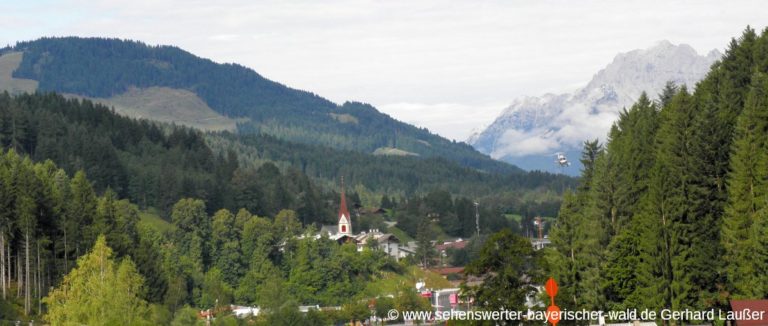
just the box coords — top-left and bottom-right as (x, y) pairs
(364, 266), (454, 297)
(100, 86), (238, 131)
(138, 209), (176, 234)
(0, 52), (236, 132)
(0, 52), (38, 94)
(372, 147), (420, 156)
(386, 226), (414, 243)
(63, 87), (239, 132)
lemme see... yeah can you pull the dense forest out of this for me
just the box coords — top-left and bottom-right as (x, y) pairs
(0, 149), (433, 324)
(0, 147), (526, 324)
(4, 23), (764, 326)
(0, 91), (551, 323)
(545, 26), (768, 322)
(0, 92), (341, 223)
(2, 37), (520, 174)
(207, 131), (572, 199)
(0, 92), (568, 223)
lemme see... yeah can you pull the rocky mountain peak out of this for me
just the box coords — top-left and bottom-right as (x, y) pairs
(469, 41), (721, 174)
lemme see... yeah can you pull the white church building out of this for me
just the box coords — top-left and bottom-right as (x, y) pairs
(318, 178), (402, 260)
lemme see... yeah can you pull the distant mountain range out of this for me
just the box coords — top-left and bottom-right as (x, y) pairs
(468, 41), (721, 175)
(0, 37), (520, 175)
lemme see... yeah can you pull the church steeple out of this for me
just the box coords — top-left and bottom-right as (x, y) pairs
(338, 176), (352, 235)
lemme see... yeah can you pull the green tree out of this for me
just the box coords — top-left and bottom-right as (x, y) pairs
(393, 284), (431, 323)
(632, 88), (710, 312)
(415, 216), (435, 268)
(235, 248), (279, 305)
(68, 171), (98, 258)
(722, 73), (768, 299)
(44, 235), (150, 325)
(547, 140), (605, 313)
(211, 209), (243, 286)
(240, 214), (274, 266)
(658, 81), (679, 108)
(274, 209), (302, 241)
(463, 229), (537, 316)
(546, 191), (579, 311)
(199, 267), (234, 309)
(16, 193), (36, 316)
(171, 198), (211, 269)
(170, 306), (201, 326)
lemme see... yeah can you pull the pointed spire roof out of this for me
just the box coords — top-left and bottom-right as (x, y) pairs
(339, 176), (350, 222)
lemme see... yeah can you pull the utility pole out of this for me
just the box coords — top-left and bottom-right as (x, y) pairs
(474, 202), (480, 237)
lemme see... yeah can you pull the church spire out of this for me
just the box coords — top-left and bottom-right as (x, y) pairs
(338, 176), (351, 235)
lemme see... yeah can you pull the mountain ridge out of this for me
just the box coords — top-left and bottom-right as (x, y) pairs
(469, 40), (721, 174)
(0, 37), (521, 175)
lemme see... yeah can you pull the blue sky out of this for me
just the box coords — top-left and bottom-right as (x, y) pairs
(1, 0), (766, 140)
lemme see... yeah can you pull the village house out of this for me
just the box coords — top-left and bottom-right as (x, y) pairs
(314, 178), (405, 260)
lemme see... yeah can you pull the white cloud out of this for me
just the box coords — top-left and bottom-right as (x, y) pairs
(494, 128), (561, 158)
(490, 106), (619, 158)
(377, 102), (506, 141)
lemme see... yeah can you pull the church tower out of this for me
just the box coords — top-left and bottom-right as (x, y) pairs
(338, 177), (352, 236)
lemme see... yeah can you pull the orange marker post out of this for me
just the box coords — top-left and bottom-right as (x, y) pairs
(545, 277), (560, 326)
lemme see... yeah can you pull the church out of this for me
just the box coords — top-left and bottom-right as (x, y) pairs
(319, 178), (403, 260)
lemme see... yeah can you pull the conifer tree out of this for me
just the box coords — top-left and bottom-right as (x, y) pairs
(546, 191), (579, 309)
(415, 216), (435, 269)
(607, 93), (659, 234)
(722, 73), (768, 299)
(573, 141), (605, 311)
(658, 81), (679, 109)
(69, 171), (98, 258)
(633, 88), (703, 312)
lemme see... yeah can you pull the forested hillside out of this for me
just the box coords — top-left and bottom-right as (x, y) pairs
(546, 26), (768, 318)
(1, 37), (519, 174)
(0, 92), (569, 223)
(207, 132), (572, 198)
(0, 149), (442, 324)
(0, 92), (344, 222)
(0, 109), (530, 322)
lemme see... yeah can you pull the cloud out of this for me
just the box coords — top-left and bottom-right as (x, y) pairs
(490, 100), (620, 158)
(494, 128), (561, 158)
(377, 102), (506, 141)
(208, 34), (241, 42)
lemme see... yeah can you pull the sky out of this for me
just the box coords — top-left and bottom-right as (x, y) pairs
(1, 0), (766, 141)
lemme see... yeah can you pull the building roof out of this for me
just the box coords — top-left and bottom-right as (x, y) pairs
(730, 300), (768, 326)
(376, 234), (399, 243)
(436, 239), (468, 251)
(354, 230), (400, 244)
(432, 267), (465, 275)
(331, 234), (357, 243)
(338, 177), (350, 223)
(320, 225), (337, 236)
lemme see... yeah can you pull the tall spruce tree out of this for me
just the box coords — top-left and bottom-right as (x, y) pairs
(608, 64), (737, 314)
(573, 140), (605, 311)
(607, 93), (660, 235)
(722, 73), (768, 299)
(548, 140), (605, 313)
(546, 191), (580, 310)
(632, 88), (713, 313)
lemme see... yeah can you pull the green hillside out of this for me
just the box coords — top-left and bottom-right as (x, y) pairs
(0, 92), (569, 223)
(1, 37), (520, 175)
(206, 132), (573, 197)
